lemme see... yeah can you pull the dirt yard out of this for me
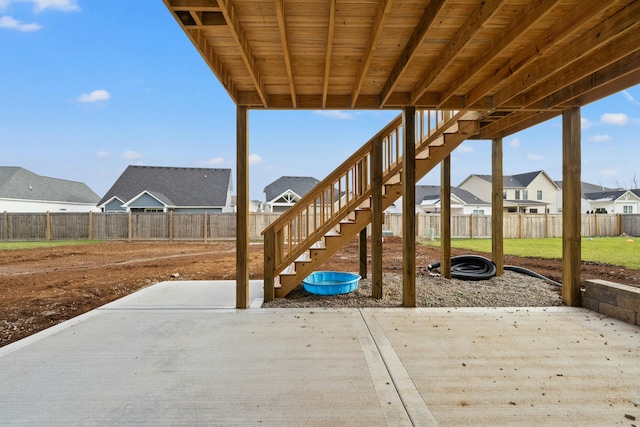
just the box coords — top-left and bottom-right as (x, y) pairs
(1, 237), (639, 347)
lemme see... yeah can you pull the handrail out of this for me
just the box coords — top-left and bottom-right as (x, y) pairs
(263, 109), (460, 279)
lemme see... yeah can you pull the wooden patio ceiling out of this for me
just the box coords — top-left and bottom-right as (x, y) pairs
(163, 0), (640, 138)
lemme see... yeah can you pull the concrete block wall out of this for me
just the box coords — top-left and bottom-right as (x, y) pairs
(582, 279), (640, 326)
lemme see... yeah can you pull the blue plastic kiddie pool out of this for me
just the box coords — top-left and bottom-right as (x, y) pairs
(302, 271), (361, 295)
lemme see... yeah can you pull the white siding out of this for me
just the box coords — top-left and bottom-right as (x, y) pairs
(0, 198), (99, 213)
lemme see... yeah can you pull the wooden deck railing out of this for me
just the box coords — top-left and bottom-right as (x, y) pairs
(262, 109), (463, 285)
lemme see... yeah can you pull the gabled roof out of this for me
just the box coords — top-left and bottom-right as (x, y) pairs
(264, 176), (319, 202)
(0, 166), (99, 204)
(583, 189), (640, 203)
(416, 185), (490, 206)
(98, 166), (232, 207)
(555, 181), (619, 198)
(464, 171), (558, 189)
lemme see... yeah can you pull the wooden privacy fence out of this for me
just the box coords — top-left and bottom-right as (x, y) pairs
(1, 212), (279, 242)
(1, 212), (638, 242)
(384, 213), (628, 239)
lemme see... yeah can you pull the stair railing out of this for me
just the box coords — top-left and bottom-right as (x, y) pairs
(263, 109), (462, 293)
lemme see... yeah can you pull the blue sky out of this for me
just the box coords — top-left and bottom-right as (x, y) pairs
(1, 0), (639, 201)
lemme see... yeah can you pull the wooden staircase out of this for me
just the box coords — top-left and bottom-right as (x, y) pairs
(262, 109), (483, 300)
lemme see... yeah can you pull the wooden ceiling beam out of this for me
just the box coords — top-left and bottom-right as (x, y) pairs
(439, 0), (562, 107)
(274, 0), (297, 108)
(169, 0), (220, 12)
(378, 0), (447, 107)
(464, 0), (616, 109)
(492, 0), (640, 109)
(558, 64), (640, 109)
(217, 0), (268, 107)
(479, 111), (560, 139)
(181, 29), (238, 102)
(410, 0), (507, 105)
(322, 0), (336, 109)
(350, 0), (394, 108)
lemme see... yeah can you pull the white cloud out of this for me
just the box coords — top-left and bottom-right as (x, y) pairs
(249, 154), (262, 165)
(0, 15), (40, 31)
(509, 138), (521, 148)
(314, 110), (354, 120)
(599, 169), (617, 177)
(581, 117), (592, 130)
(589, 134), (612, 143)
(77, 89), (110, 103)
(527, 154), (544, 161)
(601, 113), (628, 126)
(95, 150), (109, 159)
(120, 150), (142, 160)
(206, 157), (225, 165)
(456, 145), (474, 154)
(2, 0), (79, 12)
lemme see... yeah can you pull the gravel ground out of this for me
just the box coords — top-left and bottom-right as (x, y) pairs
(262, 270), (563, 308)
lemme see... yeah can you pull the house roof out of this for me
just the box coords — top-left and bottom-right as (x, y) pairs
(163, 0), (640, 138)
(0, 166), (99, 204)
(97, 166), (232, 207)
(555, 181), (619, 198)
(466, 171), (557, 189)
(583, 189), (639, 203)
(264, 176), (319, 202)
(416, 185), (490, 206)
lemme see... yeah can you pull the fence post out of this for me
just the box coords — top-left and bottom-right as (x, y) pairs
(128, 211), (132, 242)
(88, 211), (93, 240)
(518, 213), (523, 239)
(204, 211), (208, 243)
(46, 211), (51, 241)
(469, 213), (474, 239)
(3, 211), (7, 241)
(169, 211), (174, 242)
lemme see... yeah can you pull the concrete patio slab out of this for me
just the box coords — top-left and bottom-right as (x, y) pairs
(0, 281), (639, 426)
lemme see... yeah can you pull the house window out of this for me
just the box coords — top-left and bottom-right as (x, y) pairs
(623, 205), (633, 214)
(507, 207), (517, 213)
(530, 208), (538, 213)
(523, 190), (528, 200)
(503, 191), (507, 200)
(144, 208), (164, 213)
(537, 190), (543, 200)
(515, 190), (520, 200)
(473, 210), (485, 215)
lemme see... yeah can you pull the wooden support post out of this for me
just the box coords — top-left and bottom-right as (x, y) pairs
(359, 228), (367, 279)
(88, 211), (93, 241)
(492, 138), (504, 275)
(402, 106), (416, 307)
(440, 155), (451, 279)
(372, 136), (383, 299)
(236, 106), (250, 309)
(562, 107), (582, 307)
(263, 228), (275, 302)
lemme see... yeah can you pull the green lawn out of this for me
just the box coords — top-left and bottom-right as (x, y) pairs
(0, 240), (101, 251)
(421, 237), (640, 270)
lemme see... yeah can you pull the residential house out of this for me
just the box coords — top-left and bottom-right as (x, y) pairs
(554, 181), (620, 213)
(0, 166), (100, 213)
(459, 170), (559, 213)
(98, 166), (233, 213)
(386, 185), (491, 215)
(263, 176), (319, 213)
(583, 188), (640, 214)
